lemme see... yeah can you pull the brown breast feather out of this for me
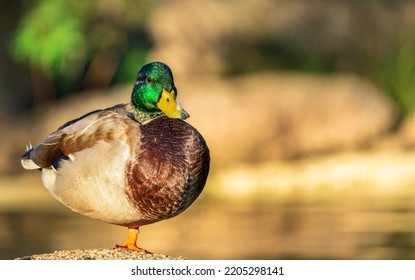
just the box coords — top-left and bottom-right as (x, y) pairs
(125, 116), (210, 224)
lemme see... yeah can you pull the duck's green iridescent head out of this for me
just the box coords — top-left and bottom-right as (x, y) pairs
(131, 62), (189, 120)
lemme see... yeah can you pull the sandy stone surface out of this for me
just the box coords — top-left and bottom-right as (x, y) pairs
(16, 248), (186, 260)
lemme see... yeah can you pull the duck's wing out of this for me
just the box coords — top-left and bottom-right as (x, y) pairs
(21, 103), (135, 170)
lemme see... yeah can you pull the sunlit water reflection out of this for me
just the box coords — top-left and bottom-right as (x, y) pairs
(1, 191), (415, 259)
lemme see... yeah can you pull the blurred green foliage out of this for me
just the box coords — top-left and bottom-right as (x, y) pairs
(12, 1), (88, 74)
(377, 33), (415, 117)
(11, 0), (153, 97)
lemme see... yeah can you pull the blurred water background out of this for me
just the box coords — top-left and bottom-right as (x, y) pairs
(1, 0), (415, 259)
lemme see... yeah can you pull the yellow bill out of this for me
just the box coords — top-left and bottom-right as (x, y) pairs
(157, 89), (189, 119)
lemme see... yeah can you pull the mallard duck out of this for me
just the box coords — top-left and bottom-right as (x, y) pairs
(21, 62), (210, 252)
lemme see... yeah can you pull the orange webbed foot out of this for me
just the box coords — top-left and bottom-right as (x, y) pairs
(113, 228), (153, 254)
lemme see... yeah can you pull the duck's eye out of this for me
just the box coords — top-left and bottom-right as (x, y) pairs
(145, 76), (153, 84)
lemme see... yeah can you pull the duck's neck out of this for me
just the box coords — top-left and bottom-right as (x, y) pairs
(130, 109), (163, 124)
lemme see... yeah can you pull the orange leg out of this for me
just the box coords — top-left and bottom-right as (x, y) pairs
(114, 228), (153, 253)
